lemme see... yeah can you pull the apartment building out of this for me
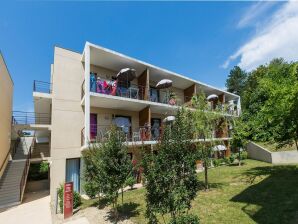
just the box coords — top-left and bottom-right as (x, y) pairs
(0, 52), (13, 178)
(32, 42), (240, 203)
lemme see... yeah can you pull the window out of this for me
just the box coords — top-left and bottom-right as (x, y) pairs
(150, 87), (160, 102)
(66, 158), (80, 192)
(151, 118), (161, 140)
(112, 115), (132, 138)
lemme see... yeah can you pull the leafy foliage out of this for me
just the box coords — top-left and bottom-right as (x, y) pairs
(142, 108), (199, 223)
(225, 66), (247, 95)
(125, 176), (136, 190)
(236, 58), (298, 150)
(169, 214), (200, 224)
(57, 183), (82, 213)
(82, 126), (133, 214)
(192, 91), (226, 189)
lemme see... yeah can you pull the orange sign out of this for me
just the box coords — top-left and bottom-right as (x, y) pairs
(64, 182), (73, 219)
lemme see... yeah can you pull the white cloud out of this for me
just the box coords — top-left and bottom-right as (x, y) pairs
(237, 1), (277, 28)
(223, 1), (298, 71)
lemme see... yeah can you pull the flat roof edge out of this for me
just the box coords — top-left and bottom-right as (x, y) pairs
(83, 42), (239, 98)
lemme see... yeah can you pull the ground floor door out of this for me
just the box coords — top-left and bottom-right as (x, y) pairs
(66, 158), (80, 192)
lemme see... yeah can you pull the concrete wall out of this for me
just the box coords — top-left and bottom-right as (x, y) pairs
(50, 47), (84, 201)
(0, 53), (13, 178)
(272, 151), (298, 164)
(247, 142), (272, 163)
(247, 142), (298, 164)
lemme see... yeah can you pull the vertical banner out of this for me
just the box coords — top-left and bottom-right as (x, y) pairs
(64, 182), (73, 219)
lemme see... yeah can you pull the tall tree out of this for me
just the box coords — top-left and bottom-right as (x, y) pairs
(82, 126), (133, 216)
(237, 58), (298, 150)
(143, 108), (199, 224)
(192, 92), (225, 189)
(225, 66), (247, 96)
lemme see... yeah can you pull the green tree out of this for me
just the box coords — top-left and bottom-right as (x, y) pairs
(225, 66), (247, 96)
(230, 118), (249, 166)
(82, 126), (133, 216)
(192, 92), (225, 190)
(143, 108), (199, 224)
(239, 58), (298, 150)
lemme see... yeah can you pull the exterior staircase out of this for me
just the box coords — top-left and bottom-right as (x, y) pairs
(0, 137), (33, 208)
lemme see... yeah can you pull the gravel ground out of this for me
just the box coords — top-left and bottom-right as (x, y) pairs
(53, 206), (135, 224)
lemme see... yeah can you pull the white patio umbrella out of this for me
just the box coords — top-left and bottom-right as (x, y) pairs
(212, 145), (227, 151)
(156, 79), (173, 89)
(207, 94), (218, 101)
(163, 116), (175, 123)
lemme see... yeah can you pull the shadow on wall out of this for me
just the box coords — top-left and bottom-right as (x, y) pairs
(231, 165), (298, 224)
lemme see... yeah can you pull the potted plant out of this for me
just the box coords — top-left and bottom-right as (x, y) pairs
(169, 91), (177, 105)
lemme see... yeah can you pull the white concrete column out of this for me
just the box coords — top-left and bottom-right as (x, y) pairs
(237, 97), (241, 116)
(84, 44), (90, 146)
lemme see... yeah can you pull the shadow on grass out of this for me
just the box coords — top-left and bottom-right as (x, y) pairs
(231, 165), (298, 224)
(197, 181), (227, 191)
(106, 202), (140, 223)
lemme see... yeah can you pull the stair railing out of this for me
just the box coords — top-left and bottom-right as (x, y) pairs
(19, 137), (33, 202)
(0, 138), (20, 175)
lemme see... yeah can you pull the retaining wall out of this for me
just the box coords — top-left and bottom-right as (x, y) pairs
(247, 142), (298, 164)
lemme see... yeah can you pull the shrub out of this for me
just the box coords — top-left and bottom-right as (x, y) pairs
(28, 162), (48, 181)
(169, 214), (200, 224)
(212, 159), (220, 167)
(125, 176), (136, 190)
(223, 157), (231, 165)
(57, 184), (82, 213)
(229, 154), (236, 164)
(240, 151), (248, 160)
(40, 161), (49, 173)
(84, 181), (98, 199)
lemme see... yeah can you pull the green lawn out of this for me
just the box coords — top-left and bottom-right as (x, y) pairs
(82, 160), (298, 224)
(256, 141), (297, 152)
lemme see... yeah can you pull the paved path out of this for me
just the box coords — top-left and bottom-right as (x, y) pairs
(0, 190), (51, 224)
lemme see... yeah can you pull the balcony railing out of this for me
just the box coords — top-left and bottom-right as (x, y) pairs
(88, 79), (148, 101)
(33, 80), (52, 94)
(81, 78), (240, 116)
(12, 111), (51, 125)
(81, 124), (159, 146)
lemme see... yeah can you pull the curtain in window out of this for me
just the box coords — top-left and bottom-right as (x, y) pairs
(66, 158), (80, 192)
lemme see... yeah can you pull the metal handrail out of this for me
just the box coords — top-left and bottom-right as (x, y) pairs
(19, 137), (33, 202)
(33, 80), (52, 94)
(12, 111), (51, 125)
(0, 138), (20, 174)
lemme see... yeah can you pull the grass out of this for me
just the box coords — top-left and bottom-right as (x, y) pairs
(256, 141), (297, 152)
(81, 160), (298, 224)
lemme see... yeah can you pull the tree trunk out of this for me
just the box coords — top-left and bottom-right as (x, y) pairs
(204, 161), (208, 190)
(238, 148), (241, 166)
(121, 188), (124, 204)
(295, 139), (298, 151)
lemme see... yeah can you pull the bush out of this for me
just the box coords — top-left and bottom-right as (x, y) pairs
(212, 159), (220, 167)
(125, 176), (136, 190)
(240, 151), (248, 160)
(229, 154), (236, 164)
(84, 181), (98, 199)
(169, 214), (200, 224)
(28, 162), (48, 181)
(58, 184), (82, 213)
(40, 161), (49, 173)
(223, 157), (231, 165)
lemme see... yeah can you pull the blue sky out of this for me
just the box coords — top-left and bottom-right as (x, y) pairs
(1, 1), (296, 111)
